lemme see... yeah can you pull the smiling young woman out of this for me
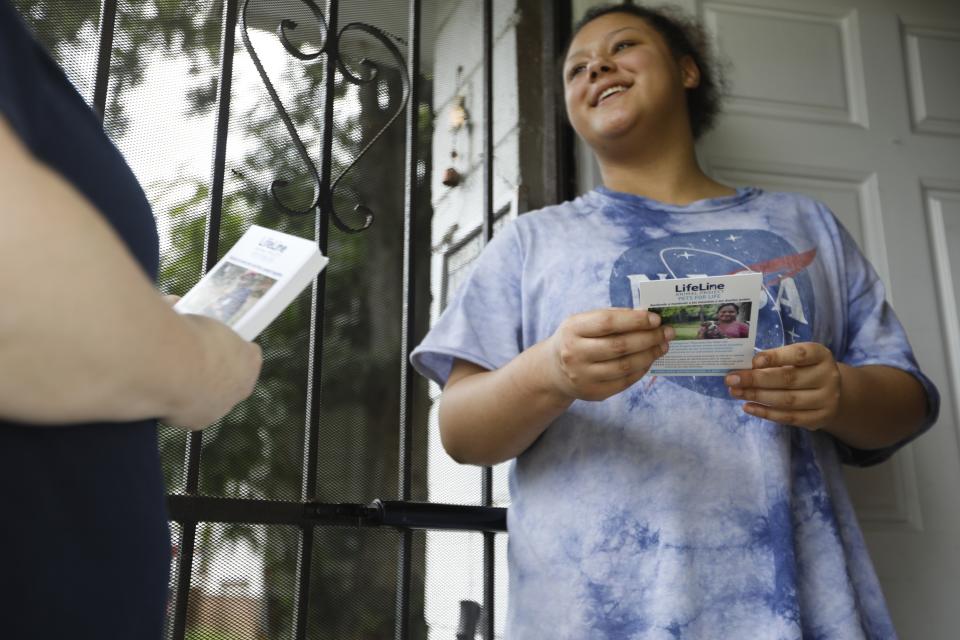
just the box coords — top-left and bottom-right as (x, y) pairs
(563, 5), (732, 204)
(411, 3), (938, 639)
(564, 13), (696, 147)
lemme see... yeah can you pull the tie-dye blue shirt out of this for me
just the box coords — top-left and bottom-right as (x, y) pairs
(411, 187), (939, 640)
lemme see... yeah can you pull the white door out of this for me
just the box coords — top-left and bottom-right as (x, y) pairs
(573, 0), (960, 637)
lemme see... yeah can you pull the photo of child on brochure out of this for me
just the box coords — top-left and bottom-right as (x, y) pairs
(650, 301), (753, 340)
(182, 261), (277, 327)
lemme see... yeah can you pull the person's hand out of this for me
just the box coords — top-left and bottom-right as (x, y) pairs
(725, 342), (841, 430)
(545, 309), (674, 402)
(163, 313), (263, 430)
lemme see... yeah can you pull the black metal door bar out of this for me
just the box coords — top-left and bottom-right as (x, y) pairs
(481, 1), (496, 638)
(168, 495), (507, 533)
(92, 0), (117, 122)
(170, 0), (241, 637)
(396, 0), (422, 636)
(290, 0), (338, 633)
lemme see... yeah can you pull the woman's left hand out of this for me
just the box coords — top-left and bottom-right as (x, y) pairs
(725, 342), (841, 430)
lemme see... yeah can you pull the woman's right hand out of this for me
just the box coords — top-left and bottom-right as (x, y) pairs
(545, 309), (675, 402)
(163, 314), (263, 430)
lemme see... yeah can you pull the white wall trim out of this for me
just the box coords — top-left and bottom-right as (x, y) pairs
(922, 179), (960, 468)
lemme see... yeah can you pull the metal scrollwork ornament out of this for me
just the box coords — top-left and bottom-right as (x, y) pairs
(240, 0), (409, 233)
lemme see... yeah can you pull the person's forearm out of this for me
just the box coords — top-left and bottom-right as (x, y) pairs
(824, 364), (929, 450)
(439, 342), (573, 466)
(0, 126), (211, 425)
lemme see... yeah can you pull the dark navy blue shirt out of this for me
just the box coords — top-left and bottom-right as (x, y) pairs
(0, 2), (170, 637)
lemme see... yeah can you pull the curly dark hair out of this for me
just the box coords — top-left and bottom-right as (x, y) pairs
(564, 3), (726, 140)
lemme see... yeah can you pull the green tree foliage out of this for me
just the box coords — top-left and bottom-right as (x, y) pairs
(13, 0), (223, 131)
(658, 304), (716, 324)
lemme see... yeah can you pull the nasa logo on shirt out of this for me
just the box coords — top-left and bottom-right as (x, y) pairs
(609, 230), (817, 399)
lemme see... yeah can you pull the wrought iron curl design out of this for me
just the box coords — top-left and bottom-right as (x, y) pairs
(240, 0), (410, 233)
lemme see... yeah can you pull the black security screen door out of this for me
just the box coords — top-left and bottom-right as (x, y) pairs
(14, 0), (572, 637)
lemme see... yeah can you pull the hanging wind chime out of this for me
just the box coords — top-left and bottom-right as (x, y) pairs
(442, 67), (469, 187)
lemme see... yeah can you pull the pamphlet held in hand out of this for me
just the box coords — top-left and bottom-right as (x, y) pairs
(174, 225), (329, 340)
(630, 272), (763, 376)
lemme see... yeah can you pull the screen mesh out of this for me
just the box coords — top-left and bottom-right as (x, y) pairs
(94, 0), (228, 493)
(14, 0), (525, 636)
(306, 527), (411, 639)
(10, 0), (101, 101)
(184, 523), (300, 639)
(421, 531), (507, 640)
(165, 522), (184, 640)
